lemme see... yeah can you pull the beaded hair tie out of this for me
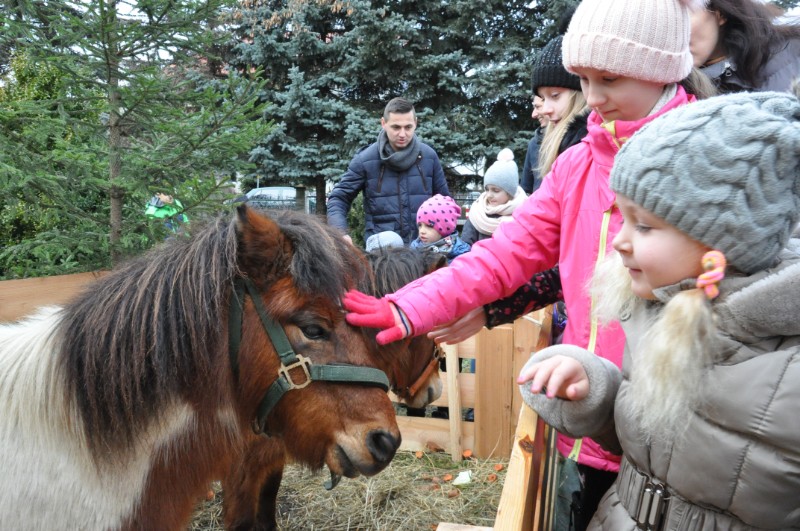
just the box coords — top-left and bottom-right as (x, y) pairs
(696, 250), (727, 299)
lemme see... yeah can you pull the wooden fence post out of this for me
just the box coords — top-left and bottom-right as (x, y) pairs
(443, 342), (463, 461)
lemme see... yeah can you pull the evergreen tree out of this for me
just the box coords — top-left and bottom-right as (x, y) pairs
(231, 0), (580, 211)
(773, 0), (800, 11)
(0, 0), (269, 275)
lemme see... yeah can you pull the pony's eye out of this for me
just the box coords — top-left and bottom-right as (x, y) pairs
(301, 324), (327, 340)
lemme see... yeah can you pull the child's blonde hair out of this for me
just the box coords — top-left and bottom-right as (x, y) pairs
(537, 90), (588, 178)
(591, 251), (718, 443)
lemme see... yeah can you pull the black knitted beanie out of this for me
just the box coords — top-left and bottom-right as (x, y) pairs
(531, 36), (582, 96)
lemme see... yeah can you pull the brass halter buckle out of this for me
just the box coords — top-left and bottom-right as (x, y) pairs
(279, 354), (313, 390)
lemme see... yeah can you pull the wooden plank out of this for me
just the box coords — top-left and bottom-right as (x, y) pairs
(493, 405), (546, 531)
(0, 271), (107, 322)
(443, 342), (464, 461)
(534, 426), (559, 531)
(532, 310), (556, 531)
(427, 372), (475, 408)
(474, 326), (515, 458)
(390, 376), (471, 406)
(396, 416), (475, 453)
(437, 524), (493, 531)
(512, 312), (542, 433)
(453, 334), (477, 359)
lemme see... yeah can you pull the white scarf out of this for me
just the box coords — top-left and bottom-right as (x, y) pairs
(467, 186), (528, 235)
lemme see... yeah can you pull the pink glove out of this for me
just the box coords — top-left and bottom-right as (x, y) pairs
(342, 290), (410, 344)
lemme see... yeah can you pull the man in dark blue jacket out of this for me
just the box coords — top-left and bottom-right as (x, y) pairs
(327, 97), (450, 244)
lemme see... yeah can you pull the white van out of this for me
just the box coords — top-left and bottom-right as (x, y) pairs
(245, 186), (316, 214)
(245, 186), (297, 210)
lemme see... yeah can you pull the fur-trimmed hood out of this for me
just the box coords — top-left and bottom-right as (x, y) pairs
(715, 245), (800, 339)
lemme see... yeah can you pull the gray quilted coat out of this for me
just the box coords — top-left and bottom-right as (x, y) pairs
(522, 245), (800, 530)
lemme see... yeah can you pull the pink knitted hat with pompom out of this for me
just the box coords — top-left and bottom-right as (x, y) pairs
(416, 194), (461, 238)
(563, 0), (707, 84)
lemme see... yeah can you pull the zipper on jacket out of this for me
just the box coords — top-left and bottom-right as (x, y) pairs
(416, 155), (428, 193)
(601, 121), (629, 150)
(377, 165), (386, 193)
(569, 208), (613, 466)
(398, 174), (405, 237)
(587, 208), (613, 353)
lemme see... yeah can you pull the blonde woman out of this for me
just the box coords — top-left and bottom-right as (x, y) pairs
(533, 35), (590, 180)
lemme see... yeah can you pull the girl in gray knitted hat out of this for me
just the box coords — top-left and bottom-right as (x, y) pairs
(518, 91), (800, 530)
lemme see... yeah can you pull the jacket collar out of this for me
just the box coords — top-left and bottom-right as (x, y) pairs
(584, 85), (695, 168)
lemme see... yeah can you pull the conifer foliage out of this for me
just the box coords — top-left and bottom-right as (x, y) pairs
(0, 0), (269, 276)
(230, 0), (581, 208)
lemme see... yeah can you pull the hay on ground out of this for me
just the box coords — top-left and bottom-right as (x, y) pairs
(190, 450), (508, 530)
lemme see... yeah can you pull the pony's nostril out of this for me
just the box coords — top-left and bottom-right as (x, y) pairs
(366, 429), (400, 463)
(427, 386), (435, 404)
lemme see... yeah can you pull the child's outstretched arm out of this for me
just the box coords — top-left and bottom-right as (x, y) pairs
(518, 344), (622, 447)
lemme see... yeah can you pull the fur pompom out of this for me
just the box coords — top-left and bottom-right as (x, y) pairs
(496, 148), (514, 162)
(680, 0), (708, 12)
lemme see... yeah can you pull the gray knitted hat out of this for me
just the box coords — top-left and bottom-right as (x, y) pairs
(531, 36), (581, 97)
(484, 148), (519, 197)
(610, 91), (800, 274)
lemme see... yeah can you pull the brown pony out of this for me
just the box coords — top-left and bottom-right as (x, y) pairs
(222, 246), (447, 530)
(0, 207), (400, 530)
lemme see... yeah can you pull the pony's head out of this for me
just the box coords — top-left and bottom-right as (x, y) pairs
(362, 247), (447, 409)
(60, 206), (399, 480)
(231, 207), (400, 478)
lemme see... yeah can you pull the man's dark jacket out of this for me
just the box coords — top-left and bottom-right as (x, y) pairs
(327, 140), (449, 243)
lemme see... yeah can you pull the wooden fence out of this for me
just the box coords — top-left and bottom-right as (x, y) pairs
(434, 308), (555, 531)
(0, 271), (108, 322)
(393, 310), (551, 460)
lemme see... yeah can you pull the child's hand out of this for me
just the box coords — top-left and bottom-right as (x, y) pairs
(342, 290), (410, 344)
(517, 355), (589, 401)
(427, 307), (486, 345)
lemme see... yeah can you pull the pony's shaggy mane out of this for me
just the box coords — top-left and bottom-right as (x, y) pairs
(273, 210), (368, 301)
(58, 208), (366, 456)
(360, 247), (445, 378)
(362, 247), (440, 297)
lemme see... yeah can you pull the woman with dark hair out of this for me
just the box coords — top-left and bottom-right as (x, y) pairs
(690, 0), (800, 93)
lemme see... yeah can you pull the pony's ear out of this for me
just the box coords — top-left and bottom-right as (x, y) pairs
(236, 205), (292, 281)
(424, 253), (448, 274)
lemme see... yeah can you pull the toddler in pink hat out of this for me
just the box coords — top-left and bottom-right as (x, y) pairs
(410, 194), (470, 263)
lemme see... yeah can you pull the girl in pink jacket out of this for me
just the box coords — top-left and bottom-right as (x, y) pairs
(345, 0), (708, 527)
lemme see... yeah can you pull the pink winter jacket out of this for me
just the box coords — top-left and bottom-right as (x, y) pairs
(388, 86), (696, 472)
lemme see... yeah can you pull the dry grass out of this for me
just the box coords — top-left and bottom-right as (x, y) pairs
(190, 450), (508, 530)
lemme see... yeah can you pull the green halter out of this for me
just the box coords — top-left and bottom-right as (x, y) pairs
(228, 277), (389, 435)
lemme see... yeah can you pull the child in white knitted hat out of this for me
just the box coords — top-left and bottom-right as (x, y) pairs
(461, 148), (528, 246)
(519, 91), (800, 530)
(410, 194), (470, 263)
(341, 1), (709, 528)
